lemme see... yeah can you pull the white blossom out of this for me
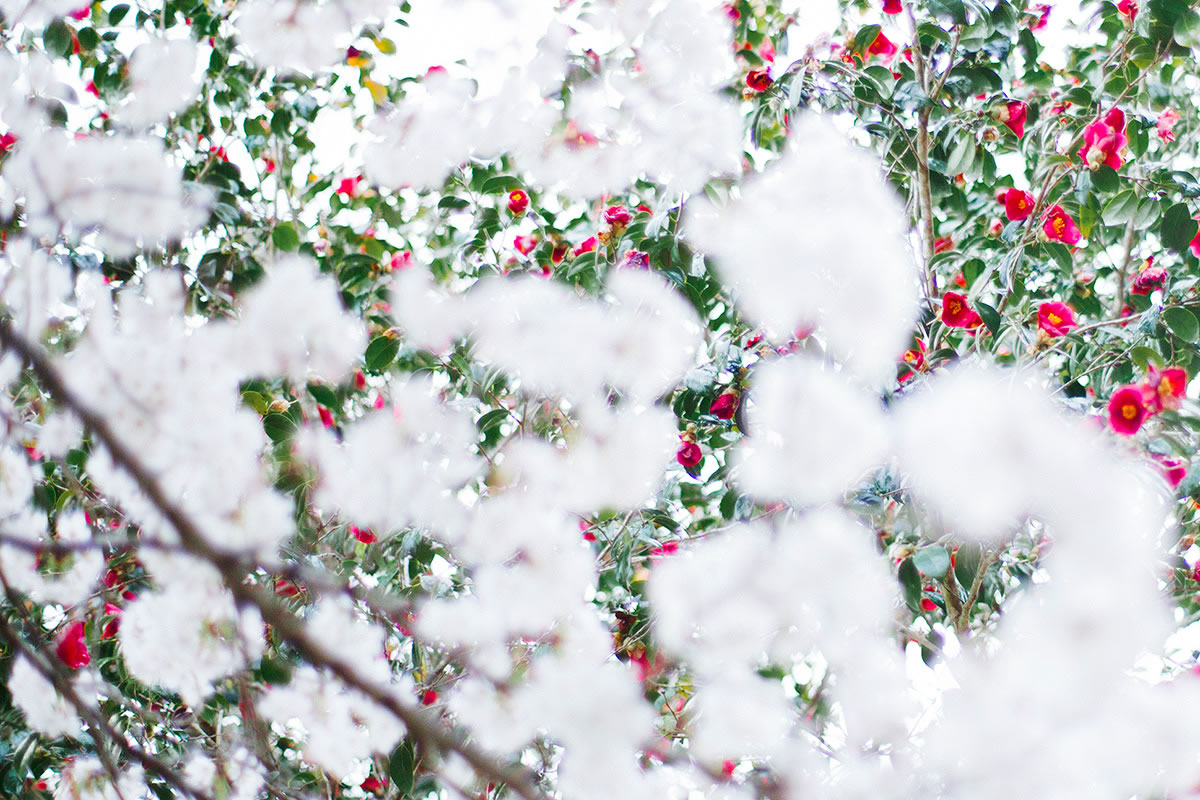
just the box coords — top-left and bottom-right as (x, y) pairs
(119, 38), (201, 127)
(686, 115), (920, 384)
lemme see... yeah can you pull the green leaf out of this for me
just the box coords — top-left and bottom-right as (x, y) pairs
(307, 383), (338, 408)
(898, 558), (923, 612)
(927, 0), (968, 23)
(913, 546), (952, 579)
(263, 413), (297, 442)
(1162, 203), (1198, 252)
(241, 390), (269, 414)
(1164, 307), (1199, 342)
(1091, 164), (1119, 194)
(477, 408), (509, 434)
(42, 19), (72, 58)
(1131, 345), (1165, 371)
(1176, 9), (1200, 47)
(364, 336), (400, 373)
(480, 175), (523, 194)
(945, 135), (975, 177)
(953, 542), (982, 590)
(76, 26), (99, 51)
(272, 222), (301, 252)
(108, 3), (130, 24)
(1101, 190), (1139, 226)
(388, 739), (416, 796)
(975, 300), (1001, 336)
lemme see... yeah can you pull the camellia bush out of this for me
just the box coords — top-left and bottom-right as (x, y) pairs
(10, 0), (1200, 798)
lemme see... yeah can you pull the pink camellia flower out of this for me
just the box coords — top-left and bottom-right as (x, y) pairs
(710, 393), (739, 420)
(100, 603), (122, 641)
(933, 236), (954, 254)
(361, 776), (387, 795)
(603, 204), (633, 228)
(724, 3), (740, 21)
(1157, 108), (1180, 142)
(318, 406), (334, 429)
(507, 190), (529, 215)
(514, 235), (538, 255)
(1143, 365), (1188, 413)
(1130, 261), (1167, 295)
(867, 31), (898, 61)
(884, 0), (902, 13)
(1117, 0), (1138, 20)
(941, 292), (983, 330)
(69, 5), (89, 20)
(1078, 108), (1128, 171)
(1108, 384), (1148, 436)
(1152, 452), (1188, 489)
(619, 250), (649, 270)
(745, 69), (772, 92)
(350, 525), (378, 544)
(336, 176), (362, 197)
(573, 236), (598, 256)
(56, 620), (90, 670)
(1030, 3), (1052, 30)
(677, 439), (702, 468)
(996, 100), (1028, 139)
(1042, 205), (1082, 245)
(1002, 188), (1035, 221)
(389, 251), (412, 271)
(1037, 301), (1077, 337)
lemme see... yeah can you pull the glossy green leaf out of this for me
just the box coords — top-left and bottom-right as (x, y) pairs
(914, 546), (952, 578)
(1164, 307), (1199, 342)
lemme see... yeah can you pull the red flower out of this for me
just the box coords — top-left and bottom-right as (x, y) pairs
(336, 176), (362, 197)
(350, 525), (378, 544)
(421, 689), (439, 705)
(677, 440), (702, 468)
(507, 190), (529, 215)
(996, 100), (1028, 139)
(573, 236), (598, 256)
(0, 132), (16, 153)
(920, 597), (938, 612)
(902, 341), (926, 371)
(514, 235), (538, 255)
(1002, 188), (1035, 221)
(1030, 3), (1052, 30)
(56, 621), (90, 670)
(209, 145), (228, 162)
(619, 250), (649, 270)
(941, 292), (983, 330)
(603, 204), (633, 228)
(101, 603), (122, 641)
(1152, 452), (1188, 489)
(710, 393), (739, 420)
(1143, 365), (1188, 413)
(69, 5), (89, 20)
(883, 0), (903, 13)
(1042, 205), (1082, 245)
(1117, 0), (1138, 20)
(318, 406), (334, 429)
(1108, 384), (1148, 436)
(390, 251), (413, 271)
(867, 32), (898, 61)
(933, 236), (954, 254)
(1157, 108), (1180, 143)
(1037, 302), (1077, 338)
(746, 70), (772, 92)
(361, 776), (387, 795)
(1078, 108), (1128, 171)
(1130, 263), (1167, 295)
(275, 578), (302, 598)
